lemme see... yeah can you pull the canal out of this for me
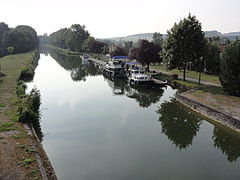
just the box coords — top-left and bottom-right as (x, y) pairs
(27, 49), (240, 180)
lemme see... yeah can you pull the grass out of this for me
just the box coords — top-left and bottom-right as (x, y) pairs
(173, 80), (203, 88)
(0, 51), (36, 120)
(151, 64), (221, 85)
(152, 72), (203, 89)
(0, 122), (16, 131)
(13, 134), (27, 139)
(23, 158), (35, 164)
(0, 103), (5, 107)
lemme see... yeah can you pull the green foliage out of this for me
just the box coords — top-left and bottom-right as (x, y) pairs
(130, 39), (162, 70)
(7, 46), (14, 55)
(0, 122), (16, 131)
(49, 24), (90, 52)
(23, 158), (35, 164)
(123, 41), (133, 55)
(82, 37), (107, 53)
(152, 32), (163, 45)
(110, 46), (127, 57)
(219, 40), (240, 96)
(18, 50), (39, 81)
(1, 25), (38, 55)
(205, 42), (221, 75)
(17, 87), (41, 123)
(162, 13), (206, 81)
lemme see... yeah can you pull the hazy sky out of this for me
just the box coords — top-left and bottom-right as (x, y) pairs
(1, 0), (239, 38)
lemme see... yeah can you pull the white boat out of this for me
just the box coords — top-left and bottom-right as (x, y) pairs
(82, 55), (89, 64)
(102, 56), (127, 78)
(127, 69), (154, 86)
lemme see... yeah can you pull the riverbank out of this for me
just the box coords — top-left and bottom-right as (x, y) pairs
(0, 51), (56, 179)
(177, 86), (240, 132)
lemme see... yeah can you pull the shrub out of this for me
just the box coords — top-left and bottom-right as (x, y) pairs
(219, 40), (240, 96)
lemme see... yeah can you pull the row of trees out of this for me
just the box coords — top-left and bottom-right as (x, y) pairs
(47, 24), (107, 54)
(0, 22), (38, 56)
(161, 13), (239, 96)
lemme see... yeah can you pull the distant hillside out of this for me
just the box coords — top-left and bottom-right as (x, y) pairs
(101, 30), (240, 43)
(204, 31), (222, 37)
(103, 33), (154, 42)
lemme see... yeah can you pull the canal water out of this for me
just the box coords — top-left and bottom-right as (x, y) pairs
(27, 49), (240, 180)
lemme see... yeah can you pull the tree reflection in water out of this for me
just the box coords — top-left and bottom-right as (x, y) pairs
(49, 48), (101, 81)
(157, 100), (202, 150)
(32, 113), (44, 142)
(213, 126), (240, 162)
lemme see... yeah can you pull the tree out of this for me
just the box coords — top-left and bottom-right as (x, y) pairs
(110, 46), (127, 57)
(82, 37), (95, 52)
(7, 46), (14, 55)
(1, 25), (38, 54)
(129, 48), (140, 60)
(161, 13), (206, 81)
(219, 40), (240, 96)
(205, 42), (221, 75)
(152, 32), (163, 45)
(0, 22), (10, 46)
(82, 37), (107, 53)
(123, 41), (133, 55)
(137, 39), (162, 70)
(48, 24), (90, 52)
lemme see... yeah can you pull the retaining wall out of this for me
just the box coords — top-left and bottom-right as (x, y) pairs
(177, 94), (240, 130)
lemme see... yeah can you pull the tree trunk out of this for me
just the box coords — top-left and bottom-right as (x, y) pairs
(198, 71), (201, 84)
(183, 62), (186, 81)
(146, 63), (150, 72)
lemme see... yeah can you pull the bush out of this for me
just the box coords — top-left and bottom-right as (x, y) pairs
(219, 40), (240, 96)
(17, 87), (41, 123)
(18, 67), (34, 81)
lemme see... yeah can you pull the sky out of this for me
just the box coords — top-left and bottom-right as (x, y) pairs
(1, 0), (240, 38)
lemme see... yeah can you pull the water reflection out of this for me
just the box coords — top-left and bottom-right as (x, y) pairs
(48, 48), (101, 81)
(104, 77), (127, 95)
(32, 113), (44, 142)
(157, 100), (202, 150)
(213, 127), (240, 162)
(104, 76), (164, 108)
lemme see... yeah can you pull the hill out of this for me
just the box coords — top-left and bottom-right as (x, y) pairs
(101, 30), (240, 43)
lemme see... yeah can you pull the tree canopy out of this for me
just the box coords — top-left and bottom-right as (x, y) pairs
(110, 46), (127, 57)
(0, 23), (38, 56)
(161, 14), (206, 81)
(82, 37), (107, 53)
(219, 40), (240, 96)
(48, 24), (90, 52)
(129, 39), (161, 70)
(152, 32), (163, 45)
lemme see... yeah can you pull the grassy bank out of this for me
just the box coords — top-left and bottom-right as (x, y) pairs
(46, 44), (82, 56)
(0, 51), (44, 179)
(151, 64), (221, 85)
